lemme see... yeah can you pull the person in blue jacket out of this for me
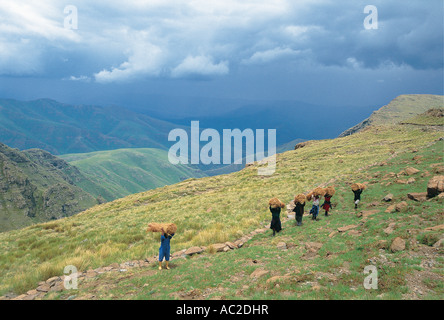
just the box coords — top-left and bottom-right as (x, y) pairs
(158, 232), (174, 270)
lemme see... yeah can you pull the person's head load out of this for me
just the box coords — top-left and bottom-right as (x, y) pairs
(147, 223), (177, 235)
(294, 194), (306, 205)
(351, 183), (366, 191)
(269, 197), (285, 208)
(325, 186), (335, 197)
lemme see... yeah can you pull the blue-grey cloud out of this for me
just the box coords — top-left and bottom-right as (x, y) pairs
(0, 0), (441, 82)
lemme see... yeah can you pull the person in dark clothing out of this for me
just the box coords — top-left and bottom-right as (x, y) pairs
(269, 206), (282, 236)
(322, 195), (333, 217)
(158, 232), (174, 270)
(353, 189), (363, 209)
(293, 201), (305, 226)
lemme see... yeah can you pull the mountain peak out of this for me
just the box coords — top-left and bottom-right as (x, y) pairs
(339, 94), (443, 137)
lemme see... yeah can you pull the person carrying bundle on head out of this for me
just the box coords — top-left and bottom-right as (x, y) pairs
(308, 187), (324, 221)
(310, 194), (320, 221)
(293, 194), (306, 226)
(322, 186), (335, 217)
(147, 223), (176, 270)
(269, 198), (284, 236)
(158, 230), (174, 270)
(322, 195), (332, 217)
(351, 183), (366, 209)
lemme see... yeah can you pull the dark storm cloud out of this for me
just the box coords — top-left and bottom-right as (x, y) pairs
(1, 0), (441, 80)
(0, 0), (441, 108)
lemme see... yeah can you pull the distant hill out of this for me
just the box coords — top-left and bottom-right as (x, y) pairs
(339, 94), (443, 137)
(0, 98), (306, 176)
(60, 148), (207, 201)
(0, 98), (185, 155)
(0, 143), (101, 232)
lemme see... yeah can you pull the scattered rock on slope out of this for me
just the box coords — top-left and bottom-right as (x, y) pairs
(185, 247), (204, 256)
(427, 176), (444, 198)
(395, 201), (408, 212)
(407, 192), (428, 202)
(250, 269), (270, 279)
(405, 167), (420, 175)
(338, 225), (358, 232)
(390, 237), (406, 252)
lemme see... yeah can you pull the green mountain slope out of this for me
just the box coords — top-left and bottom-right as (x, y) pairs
(41, 138), (443, 301)
(401, 108), (444, 126)
(339, 94), (443, 137)
(0, 144), (101, 232)
(0, 99), (185, 155)
(60, 148), (206, 201)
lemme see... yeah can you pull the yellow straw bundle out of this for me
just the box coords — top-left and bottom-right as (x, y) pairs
(351, 183), (367, 191)
(325, 186), (336, 197)
(294, 194), (306, 205)
(147, 223), (177, 235)
(269, 197), (285, 208)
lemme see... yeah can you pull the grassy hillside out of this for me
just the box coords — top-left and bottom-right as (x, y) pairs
(339, 94), (443, 137)
(42, 139), (444, 300)
(0, 99), (185, 155)
(61, 148), (206, 201)
(0, 144), (100, 232)
(401, 108), (444, 126)
(369, 95), (443, 125)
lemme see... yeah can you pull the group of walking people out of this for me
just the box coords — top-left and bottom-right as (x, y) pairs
(269, 184), (365, 236)
(154, 184), (366, 267)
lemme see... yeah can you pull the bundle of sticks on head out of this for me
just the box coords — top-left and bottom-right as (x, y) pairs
(294, 194), (306, 205)
(306, 187), (326, 201)
(147, 223), (177, 235)
(325, 186), (336, 197)
(269, 197), (285, 208)
(351, 183), (367, 191)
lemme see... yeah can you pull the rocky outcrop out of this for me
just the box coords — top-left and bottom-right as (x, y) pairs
(294, 141), (312, 150)
(338, 118), (371, 138)
(407, 192), (428, 202)
(0, 142), (98, 232)
(427, 176), (444, 198)
(390, 237), (406, 252)
(395, 201), (408, 212)
(405, 167), (420, 175)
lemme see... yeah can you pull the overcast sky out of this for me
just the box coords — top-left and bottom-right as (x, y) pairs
(0, 0), (442, 110)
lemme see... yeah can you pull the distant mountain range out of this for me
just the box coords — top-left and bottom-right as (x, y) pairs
(0, 98), (183, 155)
(0, 97), (376, 155)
